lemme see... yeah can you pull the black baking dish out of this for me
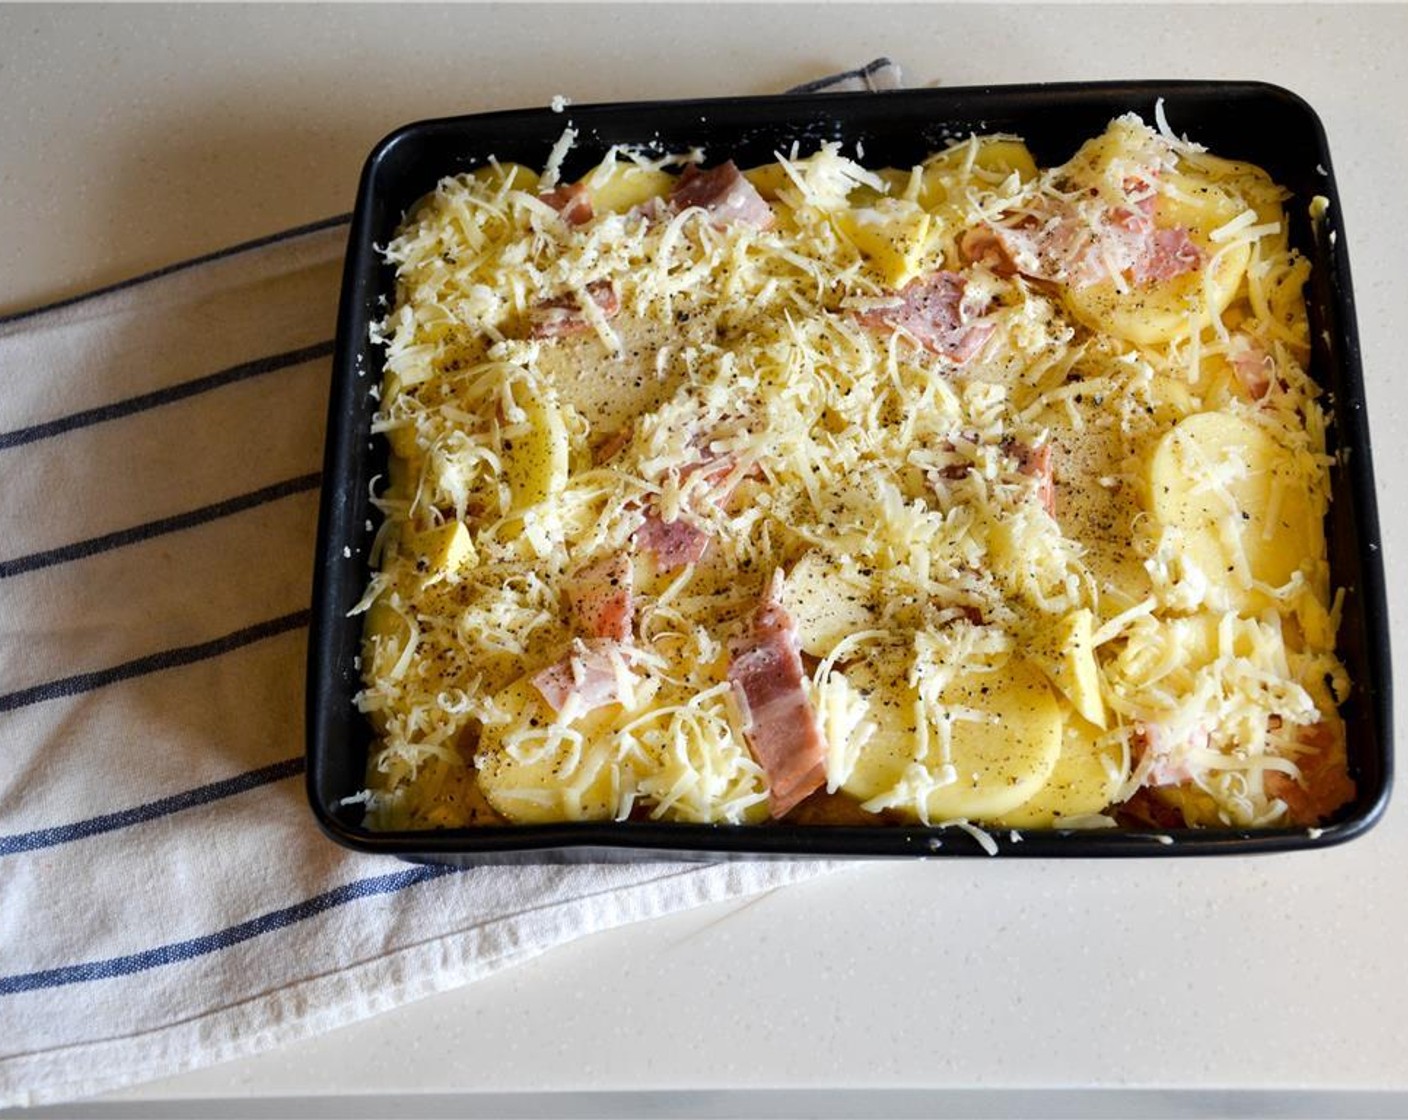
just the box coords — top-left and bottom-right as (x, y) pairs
(308, 81), (1391, 862)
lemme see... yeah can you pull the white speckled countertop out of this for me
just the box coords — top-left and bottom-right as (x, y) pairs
(3, 4), (1406, 1115)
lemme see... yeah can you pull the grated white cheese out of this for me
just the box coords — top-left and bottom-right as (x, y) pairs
(540, 125), (578, 189)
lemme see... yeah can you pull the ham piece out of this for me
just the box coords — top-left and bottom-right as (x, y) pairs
(727, 581), (827, 818)
(1228, 332), (1274, 400)
(960, 194), (1203, 292)
(855, 271), (995, 363)
(539, 182), (594, 226)
(1264, 721), (1357, 826)
(633, 448), (755, 571)
(1130, 225), (1202, 285)
(1003, 438), (1056, 516)
(1117, 786), (1187, 830)
(594, 423), (634, 465)
(565, 554), (634, 642)
(1124, 718), (1354, 828)
(958, 225), (1019, 278)
(634, 512), (711, 570)
(529, 280), (620, 339)
(670, 161), (776, 230)
(1131, 720), (1202, 788)
(532, 640), (629, 714)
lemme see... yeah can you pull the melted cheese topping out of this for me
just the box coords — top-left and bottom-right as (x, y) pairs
(354, 111), (1350, 832)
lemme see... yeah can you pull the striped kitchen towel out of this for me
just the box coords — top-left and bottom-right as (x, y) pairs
(0, 61), (898, 1109)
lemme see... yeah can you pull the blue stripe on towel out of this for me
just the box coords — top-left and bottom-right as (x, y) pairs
(0, 213), (352, 328)
(0, 610), (310, 714)
(0, 757), (306, 856)
(0, 472), (322, 579)
(0, 863), (463, 995)
(0, 339), (335, 451)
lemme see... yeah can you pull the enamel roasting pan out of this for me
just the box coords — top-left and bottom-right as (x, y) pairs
(308, 81), (1391, 863)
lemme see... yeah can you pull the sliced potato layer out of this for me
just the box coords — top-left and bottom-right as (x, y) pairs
(781, 551), (880, 658)
(992, 716), (1123, 828)
(1148, 411), (1323, 611)
(476, 678), (621, 823)
(1064, 241), (1249, 346)
(502, 388), (570, 510)
(841, 653), (1062, 821)
(1027, 609), (1107, 728)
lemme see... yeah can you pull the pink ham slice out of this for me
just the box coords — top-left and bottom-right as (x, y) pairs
(566, 554), (634, 641)
(594, 423), (633, 465)
(1131, 720), (1202, 788)
(1003, 438), (1056, 516)
(1129, 225), (1202, 285)
(1264, 721), (1357, 826)
(960, 215), (1088, 286)
(727, 585), (827, 818)
(1228, 333), (1274, 400)
(1118, 786), (1187, 830)
(670, 161), (776, 230)
(529, 280), (620, 339)
(958, 225), (1019, 278)
(634, 511), (711, 570)
(1127, 720), (1357, 828)
(960, 198), (1202, 292)
(856, 271), (995, 363)
(532, 641), (627, 714)
(632, 448), (757, 571)
(539, 181), (594, 226)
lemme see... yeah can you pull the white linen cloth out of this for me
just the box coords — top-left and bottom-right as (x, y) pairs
(0, 61), (898, 1108)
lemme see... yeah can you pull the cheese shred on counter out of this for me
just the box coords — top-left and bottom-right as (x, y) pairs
(354, 111), (1354, 833)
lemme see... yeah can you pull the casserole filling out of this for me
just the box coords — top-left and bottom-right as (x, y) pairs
(352, 110), (1352, 833)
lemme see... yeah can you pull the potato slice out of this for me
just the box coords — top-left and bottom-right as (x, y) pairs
(1063, 158), (1255, 346)
(383, 444), (423, 501)
(383, 422), (422, 466)
(1027, 609), (1107, 728)
(1063, 240), (1249, 346)
(833, 199), (932, 288)
(1039, 393), (1152, 618)
(743, 161), (791, 200)
(991, 716), (1122, 828)
(536, 313), (685, 438)
(780, 552), (879, 658)
(400, 520), (477, 581)
(1145, 371), (1203, 420)
(360, 599), (411, 733)
(475, 678), (621, 823)
(840, 653), (1062, 821)
(845, 167), (918, 209)
(969, 139), (1040, 184)
(584, 161), (675, 214)
(1294, 588), (1338, 653)
(1058, 117), (1162, 198)
(921, 139), (1039, 207)
(386, 752), (506, 830)
(502, 387), (570, 510)
(1148, 412), (1323, 610)
(746, 155), (863, 213)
